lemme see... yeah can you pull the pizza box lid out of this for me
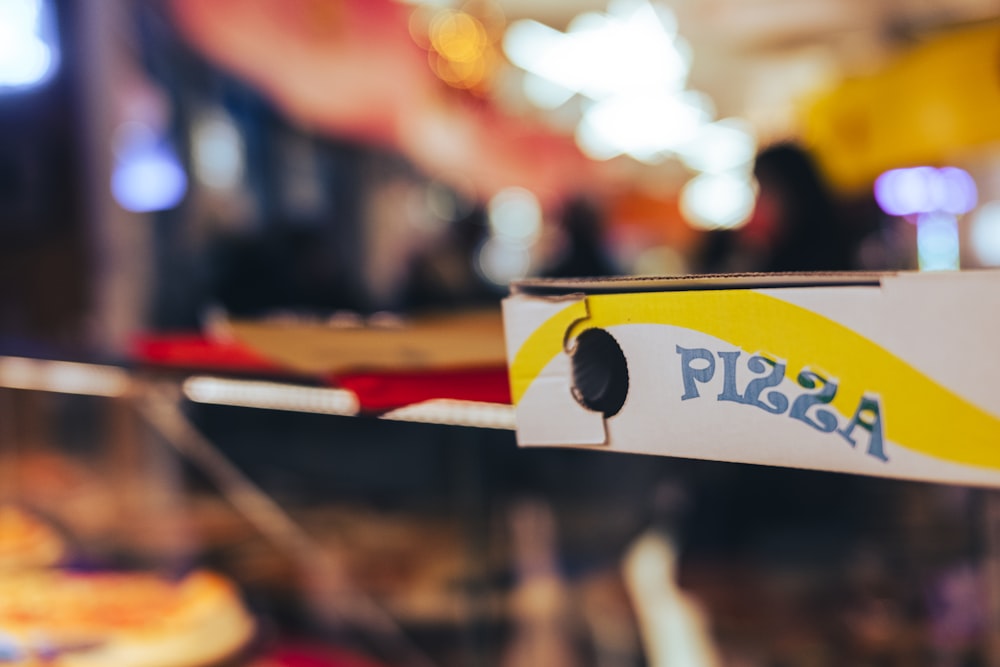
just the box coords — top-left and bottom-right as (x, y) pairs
(502, 269), (1000, 486)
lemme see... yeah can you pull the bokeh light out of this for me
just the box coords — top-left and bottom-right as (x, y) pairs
(476, 236), (532, 286)
(675, 119), (757, 173)
(425, 180), (467, 224)
(430, 10), (487, 64)
(632, 244), (688, 276)
(504, 2), (690, 103)
(521, 71), (576, 110)
(576, 91), (712, 163)
(111, 122), (188, 213)
(679, 172), (756, 230)
(916, 212), (960, 271)
(874, 166), (978, 217)
(0, 0), (59, 90)
(415, 3), (503, 92)
(501, 0), (766, 171)
(970, 201), (1000, 266)
(192, 111), (246, 191)
(487, 187), (542, 244)
(936, 167), (979, 214)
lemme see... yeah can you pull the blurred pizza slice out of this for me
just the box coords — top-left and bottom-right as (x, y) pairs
(0, 505), (65, 571)
(0, 569), (255, 667)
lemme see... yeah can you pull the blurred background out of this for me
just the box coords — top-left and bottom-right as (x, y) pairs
(2, 1), (1000, 666)
(1, 0), (998, 353)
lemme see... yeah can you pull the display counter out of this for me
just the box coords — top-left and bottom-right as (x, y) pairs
(0, 345), (998, 666)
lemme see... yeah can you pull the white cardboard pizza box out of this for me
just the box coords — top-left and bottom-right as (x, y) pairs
(502, 270), (1000, 487)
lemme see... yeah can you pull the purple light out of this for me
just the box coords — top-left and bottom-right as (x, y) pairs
(111, 144), (188, 213)
(874, 166), (978, 218)
(937, 167), (978, 215)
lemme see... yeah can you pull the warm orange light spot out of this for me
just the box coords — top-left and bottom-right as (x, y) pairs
(430, 10), (487, 64)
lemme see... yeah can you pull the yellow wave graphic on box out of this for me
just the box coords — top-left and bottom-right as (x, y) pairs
(508, 290), (1000, 470)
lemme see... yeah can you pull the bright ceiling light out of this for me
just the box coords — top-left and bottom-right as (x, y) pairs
(0, 0), (59, 91)
(522, 71), (576, 109)
(576, 91), (712, 163)
(502, 0), (747, 170)
(503, 0), (690, 103)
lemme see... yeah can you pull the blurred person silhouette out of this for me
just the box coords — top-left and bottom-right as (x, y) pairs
(403, 204), (499, 310)
(542, 195), (619, 279)
(741, 142), (855, 273)
(691, 228), (746, 275)
(208, 224), (362, 318)
(695, 142), (857, 275)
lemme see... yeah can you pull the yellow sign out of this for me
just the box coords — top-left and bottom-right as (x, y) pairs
(803, 22), (1000, 192)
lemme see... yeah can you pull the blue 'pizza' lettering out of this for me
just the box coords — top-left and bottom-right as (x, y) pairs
(675, 345), (887, 462)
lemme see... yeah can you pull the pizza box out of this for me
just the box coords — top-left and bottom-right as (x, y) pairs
(502, 270), (1000, 486)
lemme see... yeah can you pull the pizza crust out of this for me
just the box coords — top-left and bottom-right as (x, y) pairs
(0, 570), (256, 667)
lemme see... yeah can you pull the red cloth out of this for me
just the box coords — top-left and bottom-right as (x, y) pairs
(260, 643), (389, 667)
(333, 366), (511, 412)
(131, 334), (513, 412)
(131, 334), (288, 375)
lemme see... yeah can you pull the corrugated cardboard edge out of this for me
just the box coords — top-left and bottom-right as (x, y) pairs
(511, 271), (888, 296)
